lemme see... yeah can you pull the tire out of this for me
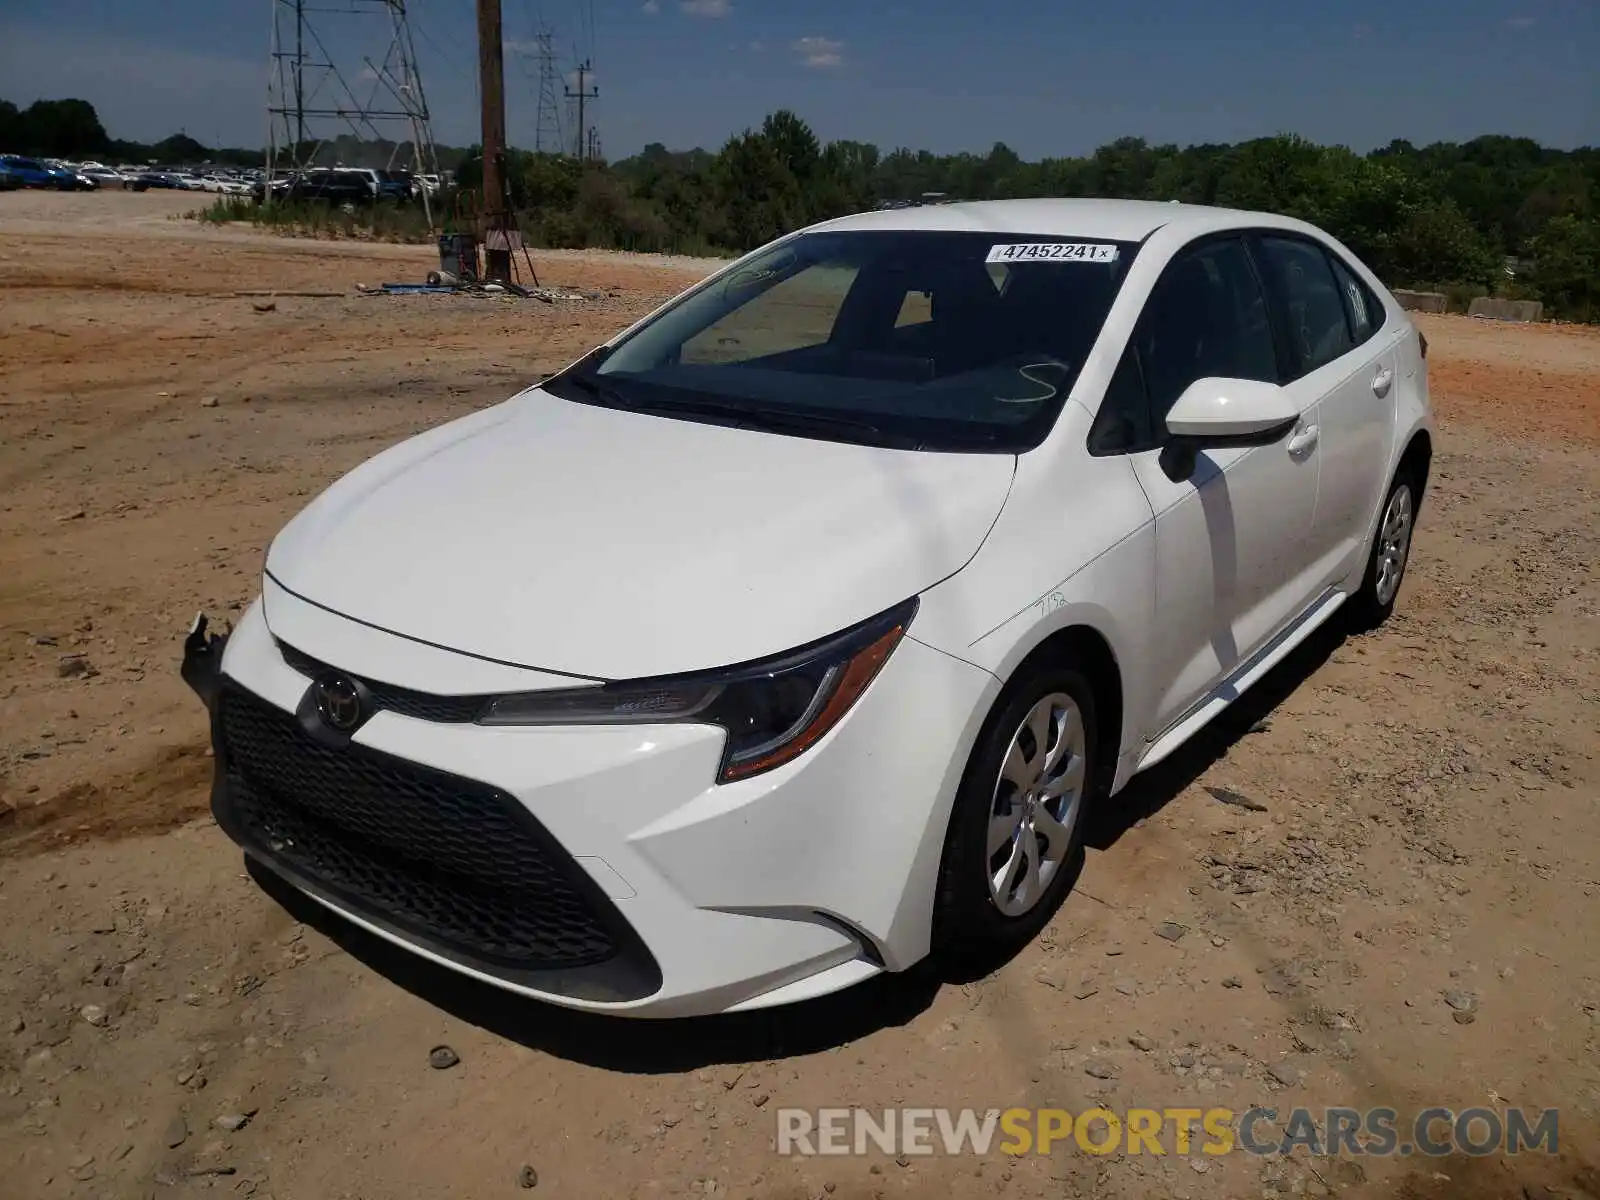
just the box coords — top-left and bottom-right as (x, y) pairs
(1347, 468), (1419, 630)
(933, 658), (1099, 970)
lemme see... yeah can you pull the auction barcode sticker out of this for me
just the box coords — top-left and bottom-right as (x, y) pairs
(986, 242), (1119, 264)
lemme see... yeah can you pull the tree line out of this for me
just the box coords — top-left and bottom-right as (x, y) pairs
(6, 96), (1597, 319)
(476, 112), (1598, 320)
(1, 98), (257, 170)
(0, 97), (476, 171)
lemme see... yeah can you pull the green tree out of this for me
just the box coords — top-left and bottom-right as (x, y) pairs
(760, 111), (821, 184)
(1529, 214), (1599, 320)
(14, 98), (107, 157)
(1301, 151), (1423, 280)
(1391, 199), (1500, 290)
(714, 129), (804, 250)
(1213, 134), (1324, 215)
(150, 133), (208, 164)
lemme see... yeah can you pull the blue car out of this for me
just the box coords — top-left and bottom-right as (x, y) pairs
(0, 155), (79, 189)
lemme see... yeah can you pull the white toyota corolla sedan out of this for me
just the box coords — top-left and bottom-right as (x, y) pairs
(182, 198), (1432, 1018)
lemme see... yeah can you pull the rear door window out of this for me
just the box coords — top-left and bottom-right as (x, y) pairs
(1254, 235), (1355, 375)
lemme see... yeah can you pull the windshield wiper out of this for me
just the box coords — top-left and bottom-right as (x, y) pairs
(623, 395), (923, 449)
(547, 368), (923, 449)
(540, 344), (616, 393)
(547, 368), (633, 411)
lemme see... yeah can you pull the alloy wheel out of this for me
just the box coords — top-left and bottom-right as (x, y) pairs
(987, 691), (1088, 917)
(1375, 483), (1414, 607)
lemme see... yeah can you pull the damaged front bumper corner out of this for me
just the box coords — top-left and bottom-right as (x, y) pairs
(180, 612), (230, 712)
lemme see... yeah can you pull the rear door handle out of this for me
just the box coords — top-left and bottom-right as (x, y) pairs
(1287, 424), (1320, 457)
(1372, 367), (1394, 395)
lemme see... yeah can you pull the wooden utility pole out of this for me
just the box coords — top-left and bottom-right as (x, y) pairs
(475, 0), (512, 282)
(566, 60), (598, 160)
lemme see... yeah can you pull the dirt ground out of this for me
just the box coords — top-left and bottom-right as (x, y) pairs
(2, 190), (1599, 1200)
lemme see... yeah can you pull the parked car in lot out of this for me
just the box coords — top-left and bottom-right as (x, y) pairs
(376, 168), (414, 202)
(249, 173), (293, 202)
(198, 174), (252, 195)
(182, 198), (1432, 1018)
(331, 166), (382, 199)
(0, 154), (81, 189)
(277, 169), (372, 205)
(126, 171), (184, 191)
(330, 166), (413, 202)
(80, 167), (127, 188)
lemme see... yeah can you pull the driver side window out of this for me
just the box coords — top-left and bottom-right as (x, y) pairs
(1089, 236), (1279, 455)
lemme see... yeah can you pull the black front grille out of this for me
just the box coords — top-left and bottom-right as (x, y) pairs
(213, 682), (648, 985)
(277, 640), (487, 723)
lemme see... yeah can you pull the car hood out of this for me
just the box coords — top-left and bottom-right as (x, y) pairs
(264, 390), (1016, 680)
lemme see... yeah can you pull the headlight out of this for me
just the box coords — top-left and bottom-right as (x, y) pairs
(478, 597), (917, 783)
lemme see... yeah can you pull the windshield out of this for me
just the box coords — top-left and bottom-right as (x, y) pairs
(542, 229), (1139, 452)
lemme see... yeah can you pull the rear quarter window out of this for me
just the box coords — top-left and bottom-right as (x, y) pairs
(1327, 254), (1387, 346)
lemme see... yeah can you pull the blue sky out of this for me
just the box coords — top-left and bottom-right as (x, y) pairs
(0, 0), (1595, 158)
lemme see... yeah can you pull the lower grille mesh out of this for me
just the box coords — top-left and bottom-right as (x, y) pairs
(217, 683), (617, 969)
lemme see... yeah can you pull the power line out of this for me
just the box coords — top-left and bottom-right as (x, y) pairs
(409, 0), (478, 119)
(266, 0), (441, 219)
(564, 58), (597, 161)
(533, 32), (564, 154)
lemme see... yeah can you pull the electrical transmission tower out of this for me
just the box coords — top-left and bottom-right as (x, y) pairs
(267, 0), (441, 223)
(532, 32), (564, 154)
(564, 60), (598, 161)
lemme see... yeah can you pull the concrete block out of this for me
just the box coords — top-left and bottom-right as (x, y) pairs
(1394, 289), (1448, 314)
(1468, 297), (1544, 322)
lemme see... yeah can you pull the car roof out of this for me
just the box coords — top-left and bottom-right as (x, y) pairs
(807, 197), (1303, 243)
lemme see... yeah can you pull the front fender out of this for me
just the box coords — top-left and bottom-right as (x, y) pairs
(907, 403), (1159, 766)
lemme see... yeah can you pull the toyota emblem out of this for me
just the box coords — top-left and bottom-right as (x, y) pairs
(315, 674), (364, 732)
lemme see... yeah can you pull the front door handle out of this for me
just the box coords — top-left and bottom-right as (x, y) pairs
(1372, 367), (1394, 396)
(1287, 424), (1320, 457)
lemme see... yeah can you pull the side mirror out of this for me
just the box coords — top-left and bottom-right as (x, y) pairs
(1160, 377), (1300, 482)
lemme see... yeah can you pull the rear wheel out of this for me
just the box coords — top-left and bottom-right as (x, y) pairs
(1348, 470), (1418, 629)
(933, 660), (1098, 968)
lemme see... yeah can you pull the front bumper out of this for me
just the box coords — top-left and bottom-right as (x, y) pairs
(183, 596), (998, 1017)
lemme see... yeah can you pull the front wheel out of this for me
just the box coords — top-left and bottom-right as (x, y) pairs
(1348, 471), (1418, 629)
(933, 660), (1099, 970)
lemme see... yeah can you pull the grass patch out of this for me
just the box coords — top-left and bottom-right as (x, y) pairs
(192, 196), (442, 243)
